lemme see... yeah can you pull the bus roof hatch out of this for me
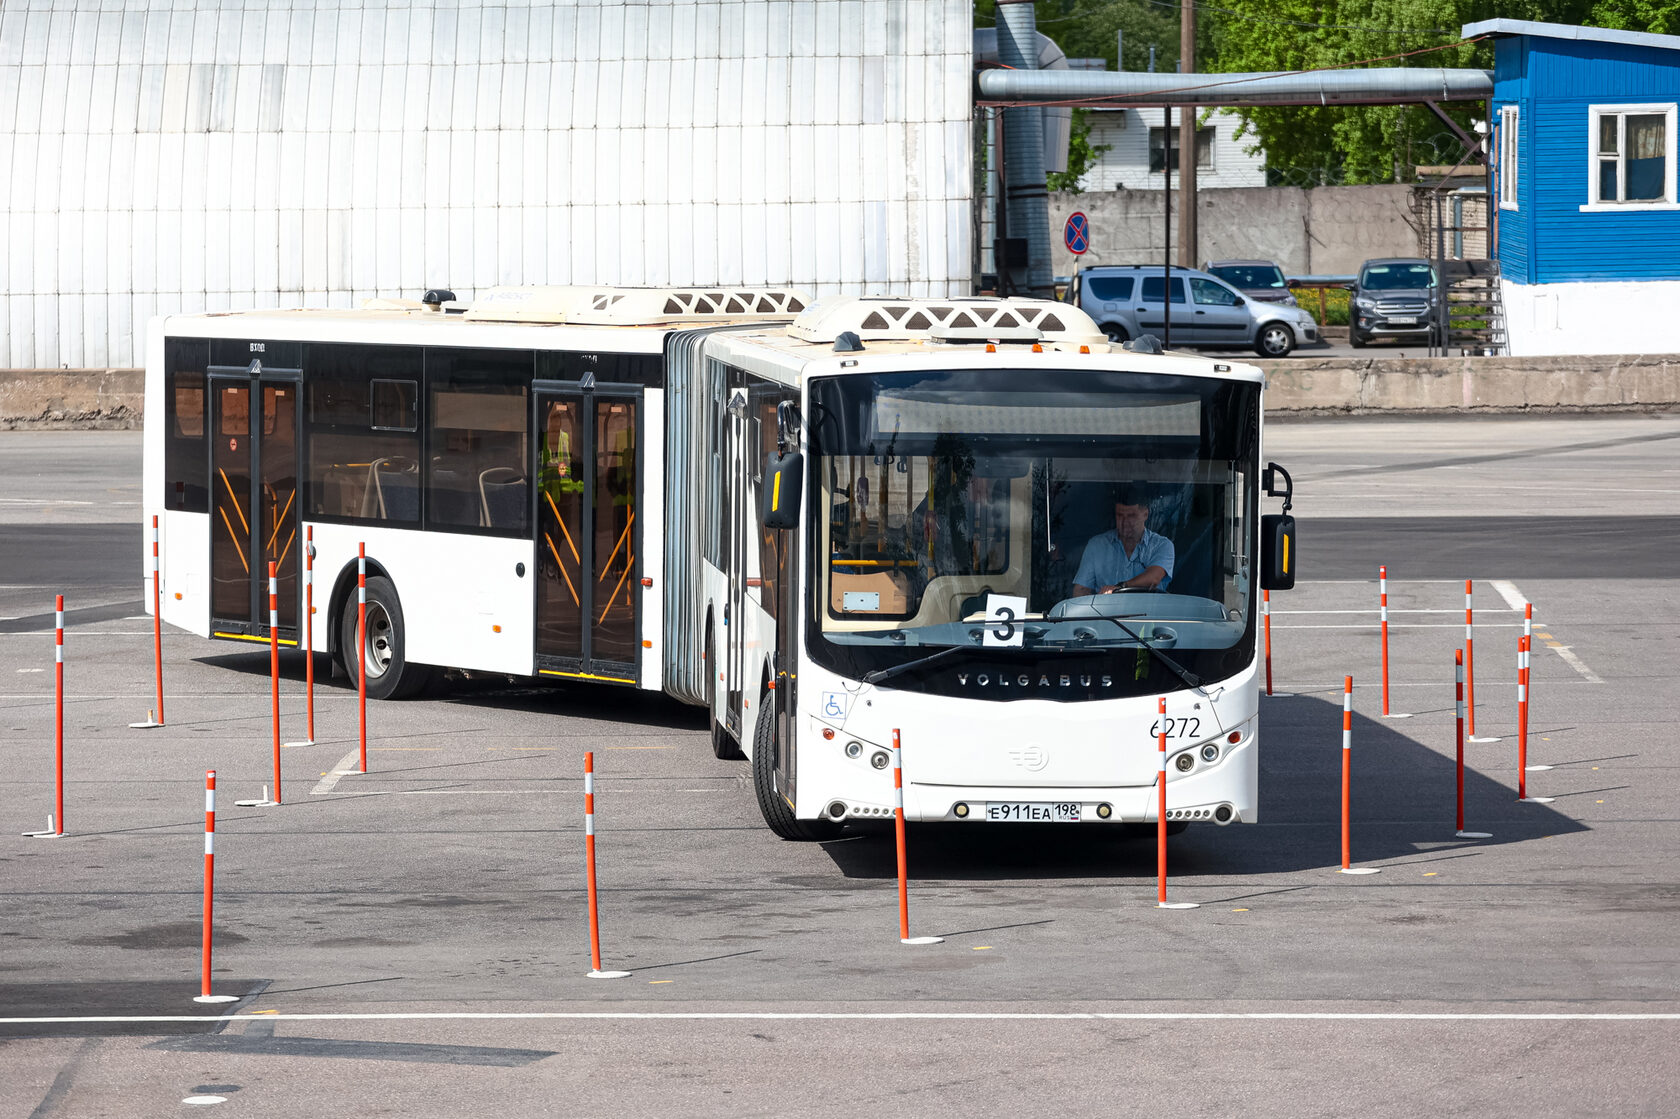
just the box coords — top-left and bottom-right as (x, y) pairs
(786, 295), (1106, 346)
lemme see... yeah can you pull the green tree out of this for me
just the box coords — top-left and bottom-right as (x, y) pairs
(1204, 0), (1600, 184)
(1588, 0), (1680, 34)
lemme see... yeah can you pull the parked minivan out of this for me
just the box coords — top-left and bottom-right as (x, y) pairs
(1068, 264), (1319, 357)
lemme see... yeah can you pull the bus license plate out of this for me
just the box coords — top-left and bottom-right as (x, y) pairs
(985, 802), (1081, 822)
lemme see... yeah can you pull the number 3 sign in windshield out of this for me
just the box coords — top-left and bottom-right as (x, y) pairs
(983, 594), (1027, 648)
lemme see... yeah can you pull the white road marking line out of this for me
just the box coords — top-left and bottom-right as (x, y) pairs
(1546, 643), (1605, 684)
(1275, 623), (1529, 630)
(1489, 580), (1529, 611)
(3, 1011), (1679, 1024)
(311, 747), (363, 795)
(1274, 609), (1524, 615)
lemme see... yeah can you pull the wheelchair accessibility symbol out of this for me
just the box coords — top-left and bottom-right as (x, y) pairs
(821, 692), (849, 720)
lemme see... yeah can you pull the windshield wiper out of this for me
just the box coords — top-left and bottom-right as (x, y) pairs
(1081, 613), (1206, 692)
(862, 644), (972, 685)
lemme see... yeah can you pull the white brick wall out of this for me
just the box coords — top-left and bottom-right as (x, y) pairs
(0, 0), (976, 368)
(1079, 108), (1266, 192)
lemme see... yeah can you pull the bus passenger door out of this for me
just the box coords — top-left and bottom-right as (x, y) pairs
(208, 366), (301, 641)
(533, 383), (642, 685)
(722, 386), (750, 739)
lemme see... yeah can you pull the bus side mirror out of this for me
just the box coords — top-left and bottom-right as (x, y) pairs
(763, 451), (804, 530)
(1260, 513), (1296, 591)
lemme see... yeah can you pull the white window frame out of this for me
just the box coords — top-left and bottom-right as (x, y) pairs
(1498, 105), (1519, 211)
(1581, 103), (1680, 212)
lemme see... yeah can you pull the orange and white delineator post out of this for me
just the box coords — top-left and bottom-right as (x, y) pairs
(583, 752), (629, 979)
(1380, 567), (1391, 715)
(893, 729), (944, 943)
(1337, 676), (1380, 874)
(1455, 649), (1491, 838)
(358, 543), (368, 773)
(1377, 567), (1412, 719)
(269, 562), (282, 803)
(1262, 589), (1273, 696)
(26, 597), (68, 838)
(1516, 627), (1555, 803)
(131, 515), (165, 729)
(1518, 635), (1529, 798)
(1157, 698), (1198, 908)
(1465, 580), (1476, 734)
(192, 770), (238, 1004)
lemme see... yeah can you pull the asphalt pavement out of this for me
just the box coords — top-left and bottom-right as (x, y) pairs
(2, 417), (1678, 1116)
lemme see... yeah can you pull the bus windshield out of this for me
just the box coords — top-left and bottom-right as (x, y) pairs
(806, 367), (1261, 700)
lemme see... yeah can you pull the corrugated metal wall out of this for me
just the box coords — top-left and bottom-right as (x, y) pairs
(0, 1), (976, 369)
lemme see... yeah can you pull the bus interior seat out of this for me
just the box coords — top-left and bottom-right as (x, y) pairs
(479, 467), (528, 528)
(362, 457), (418, 521)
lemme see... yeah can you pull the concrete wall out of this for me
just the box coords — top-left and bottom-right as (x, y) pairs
(0, 369), (143, 430)
(1258, 352), (1680, 414)
(7, 354), (1677, 429)
(1050, 184), (1417, 276)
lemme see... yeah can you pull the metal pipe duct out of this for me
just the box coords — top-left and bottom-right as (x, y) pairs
(995, 1), (1054, 298)
(976, 67), (1493, 107)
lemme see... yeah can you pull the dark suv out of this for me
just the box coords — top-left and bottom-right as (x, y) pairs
(1350, 259), (1439, 347)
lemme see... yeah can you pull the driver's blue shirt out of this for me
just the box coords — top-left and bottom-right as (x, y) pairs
(1074, 528), (1174, 592)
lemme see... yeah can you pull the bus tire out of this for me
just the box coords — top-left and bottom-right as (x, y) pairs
(752, 692), (838, 841)
(340, 574), (431, 700)
(706, 627), (743, 760)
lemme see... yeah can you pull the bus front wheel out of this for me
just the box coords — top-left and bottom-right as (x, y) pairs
(752, 694), (838, 841)
(340, 575), (432, 700)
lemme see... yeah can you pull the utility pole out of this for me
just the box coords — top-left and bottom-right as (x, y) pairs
(1178, 0), (1198, 268)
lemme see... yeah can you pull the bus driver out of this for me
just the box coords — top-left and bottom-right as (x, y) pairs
(1071, 486), (1174, 596)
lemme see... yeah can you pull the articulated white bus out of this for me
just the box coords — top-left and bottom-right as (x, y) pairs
(144, 288), (1295, 839)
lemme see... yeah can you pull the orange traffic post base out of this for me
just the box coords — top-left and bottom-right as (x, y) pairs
(893, 729), (945, 942)
(1337, 676), (1381, 875)
(193, 771), (238, 1004)
(1157, 698), (1198, 909)
(583, 752), (629, 979)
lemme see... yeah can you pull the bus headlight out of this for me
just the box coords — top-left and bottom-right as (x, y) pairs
(1175, 753), (1195, 773)
(871, 751), (890, 770)
(844, 740), (863, 758)
(1201, 743), (1220, 763)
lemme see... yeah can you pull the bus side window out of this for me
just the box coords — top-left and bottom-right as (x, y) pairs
(425, 349), (532, 535)
(164, 338), (209, 512)
(304, 343), (422, 524)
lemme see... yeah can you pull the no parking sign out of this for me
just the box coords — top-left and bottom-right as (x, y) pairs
(1063, 212), (1090, 255)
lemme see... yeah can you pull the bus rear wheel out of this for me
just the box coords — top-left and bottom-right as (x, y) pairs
(752, 693), (838, 841)
(340, 574), (431, 700)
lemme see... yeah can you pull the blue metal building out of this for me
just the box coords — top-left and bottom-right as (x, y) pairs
(1468, 19), (1680, 355)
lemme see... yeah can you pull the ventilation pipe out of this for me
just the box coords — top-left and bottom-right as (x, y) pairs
(995, 0), (1055, 298)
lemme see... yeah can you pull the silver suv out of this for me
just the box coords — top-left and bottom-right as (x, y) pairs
(1068, 264), (1319, 357)
(1350, 258), (1439, 347)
